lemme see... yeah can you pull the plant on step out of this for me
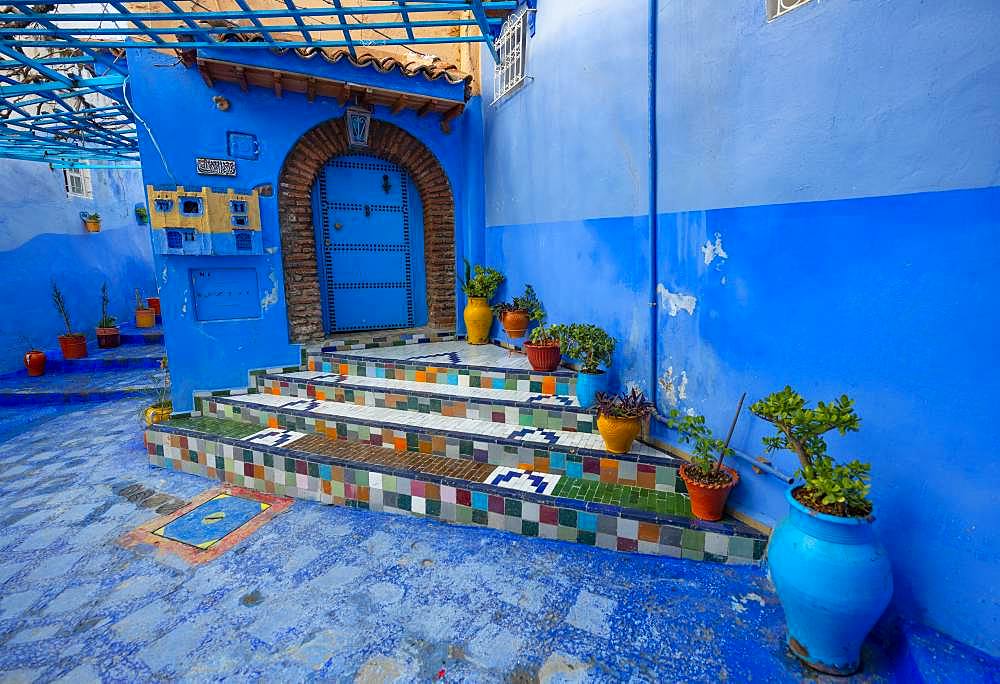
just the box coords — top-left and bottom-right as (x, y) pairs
(751, 388), (890, 676)
(460, 259), (504, 344)
(561, 323), (615, 374)
(594, 387), (654, 455)
(750, 386), (871, 517)
(85, 212), (100, 221)
(96, 282), (121, 348)
(458, 259), (504, 300)
(492, 284), (542, 340)
(135, 206), (148, 224)
(135, 288), (155, 329)
(664, 393), (746, 521)
(144, 355), (172, 426)
(51, 280), (88, 359)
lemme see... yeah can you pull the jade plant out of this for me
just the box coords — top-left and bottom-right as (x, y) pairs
(459, 259), (504, 300)
(560, 323), (615, 374)
(97, 282), (116, 328)
(595, 387), (654, 420)
(751, 386), (871, 517)
(492, 283), (542, 318)
(665, 409), (735, 482)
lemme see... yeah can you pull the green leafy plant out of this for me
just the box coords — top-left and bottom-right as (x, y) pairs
(492, 284), (542, 318)
(751, 386), (871, 516)
(560, 323), (615, 374)
(528, 323), (562, 346)
(665, 409), (734, 477)
(84, 212), (100, 221)
(97, 282), (116, 328)
(135, 206), (148, 223)
(135, 288), (149, 311)
(595, 387), (654, 420)
(459, 259), (504, 300)
(51, 280), (78, 336)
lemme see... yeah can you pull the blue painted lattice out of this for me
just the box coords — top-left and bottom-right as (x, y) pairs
(0, 1), (518, 166)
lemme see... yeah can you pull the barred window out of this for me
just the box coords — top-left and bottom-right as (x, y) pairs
(492, 9), (528, 104)
(767, 0), (811, 21)
(63, 168), (93, 199)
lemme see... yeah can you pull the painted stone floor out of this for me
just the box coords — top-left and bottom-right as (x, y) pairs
(0, 367), (165, 395)
(0, 397), (988, 682)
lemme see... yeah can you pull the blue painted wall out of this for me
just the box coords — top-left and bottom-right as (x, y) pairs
(483, 0), (1000, 655)
(0, 159), (154, 370)
(127, 49), (483, 411)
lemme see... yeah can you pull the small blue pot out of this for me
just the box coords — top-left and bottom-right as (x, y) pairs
(575, 370), (608, 409)
(768, 487), (893, 675)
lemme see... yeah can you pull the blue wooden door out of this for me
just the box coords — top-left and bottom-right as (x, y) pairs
(313, 154), (426, 333)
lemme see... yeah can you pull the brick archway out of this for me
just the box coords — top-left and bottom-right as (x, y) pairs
(278, 117), (456, 341)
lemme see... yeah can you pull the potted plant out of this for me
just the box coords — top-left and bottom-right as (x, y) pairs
(561, 323), (615, 408)
(492, 284), (541, 340)
(458, 259), (503, 345)
(20, 335), (45, 377)
(664, 394), (745, 521)
(135, 288), (155, 328)
(81, 211), (101, 233)
(146, 295), (161, 317)
(144, 356), (172, 426)
(595, 387), (653, 454)
(51, 281), (87, 359)
(751, 386), (891, 676)
(96, 282), (121, 348)
(135, 205), (149, 225)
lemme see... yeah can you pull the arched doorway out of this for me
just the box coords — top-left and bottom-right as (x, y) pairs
(278, 117), (456, 341)
(312, 153), (427, 333)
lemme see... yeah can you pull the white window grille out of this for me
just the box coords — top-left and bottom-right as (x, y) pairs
(63, 168), (93, 199)
(767, 0), (811, 21)
(492, 8), (528, 104)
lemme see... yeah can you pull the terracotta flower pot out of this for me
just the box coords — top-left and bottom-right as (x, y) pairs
(463, 296), (492, 344)
(96, 326), (121, 348)
(146, 297), (161, 316)
(24, 350), (46, 377)
(679, 463), (740, 521)
(501, 310), (530, 339)
(524, 341), (561, 371)
(596, 414), (642, 454)
(58, 334), (88, 359)
(83, 218), (101, 233)
(135, 307), (155, 328)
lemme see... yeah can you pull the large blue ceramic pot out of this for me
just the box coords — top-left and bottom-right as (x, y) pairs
(768, 487), (893, 675)
(576, 370), (609, 409)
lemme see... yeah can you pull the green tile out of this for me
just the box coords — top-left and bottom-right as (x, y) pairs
(504, 499), (522, 517)
(558, 508), (577, 527)
(681, 529), (705, 551)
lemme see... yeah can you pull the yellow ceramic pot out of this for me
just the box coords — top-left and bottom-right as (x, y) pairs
(144, 403), (172, 426)
(136, 307), (155, 328)
(463, 296), (493, 345)
(597, 414), (642, 454)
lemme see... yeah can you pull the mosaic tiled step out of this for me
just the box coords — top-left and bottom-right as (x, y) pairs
(252, 370), (596, 433)
(306, 341), (577, 397)
(45, 342), (165, 373)
(194, 392), (686, 493)
(0, 367), (165, 406)
(146, 417), (767, 563)
(303, 327), (461, 354)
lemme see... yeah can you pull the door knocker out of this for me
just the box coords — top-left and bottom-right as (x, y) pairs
(382, 174), (392, 194)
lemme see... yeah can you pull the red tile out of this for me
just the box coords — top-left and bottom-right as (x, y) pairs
(457, 489), (471, 506)
(540, 505), (558, 525)
(488, 495), (505, 513)
(617, 537), (639, 552)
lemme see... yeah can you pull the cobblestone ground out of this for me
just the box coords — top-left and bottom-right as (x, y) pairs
(0, 398), (894, 683)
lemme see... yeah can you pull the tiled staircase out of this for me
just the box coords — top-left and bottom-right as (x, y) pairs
(144, 332), (768, 564)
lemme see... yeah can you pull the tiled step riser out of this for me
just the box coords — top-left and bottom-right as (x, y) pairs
(196, 397), (683, 493)
(253, 376), (596, 433)
(145, 428), (763, 564)
(309, 331), (462, 354)
(305, 354), (578, 397)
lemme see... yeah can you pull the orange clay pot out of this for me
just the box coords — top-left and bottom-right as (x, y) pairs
(501, 310), (530, 339)
(679, 463), (740, 521)
(24, 350), (46, 376)
(135, 307), (155, 328)
(58, 334), (88, 359)
(523, 341), (561, 371)
(596, 414), (642, 454)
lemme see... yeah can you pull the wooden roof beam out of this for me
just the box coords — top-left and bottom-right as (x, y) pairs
(440, 104), (463, 134)
(272, 72), (283, 98)
(234, 65), (248, 92)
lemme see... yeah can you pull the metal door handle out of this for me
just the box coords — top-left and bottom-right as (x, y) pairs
(334, 222), (343, 231)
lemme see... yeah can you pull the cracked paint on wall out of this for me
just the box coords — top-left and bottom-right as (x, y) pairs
(658, 366), (689, 408)
(656, 283), (697, 316)
(702, 232), (728, 266)
(261, 269), (279, 312)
